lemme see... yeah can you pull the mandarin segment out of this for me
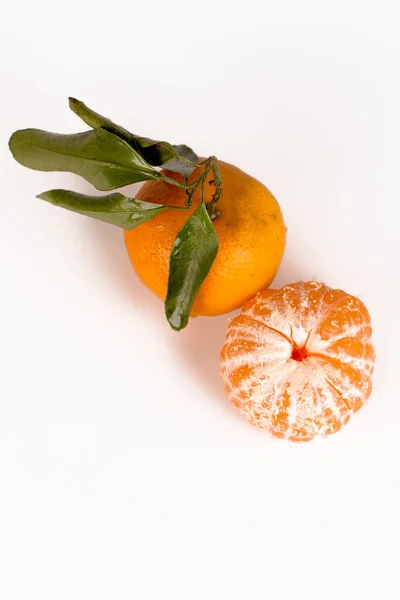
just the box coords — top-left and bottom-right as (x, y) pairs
(221, 281), (375, 442)
(313, 294), (372, 342)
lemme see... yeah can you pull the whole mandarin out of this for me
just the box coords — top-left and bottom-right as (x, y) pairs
(124, 161), (286, 316)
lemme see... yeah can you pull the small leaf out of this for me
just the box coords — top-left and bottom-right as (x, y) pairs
(37, 189), (184, 229)
(165, 202), (219, 331)
(157, 144), (200, 177)
(134, 136), (199, 177)
(69, 97), (199, 176)
(9, 128), (159, 191)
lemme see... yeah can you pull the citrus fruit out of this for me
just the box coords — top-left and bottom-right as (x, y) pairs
(220, 281), (375, 442)
(10, 98), (287, 329)
(124, 161), (286, 316)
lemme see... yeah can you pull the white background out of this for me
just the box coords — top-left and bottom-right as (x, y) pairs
(1, 1), (399, 598)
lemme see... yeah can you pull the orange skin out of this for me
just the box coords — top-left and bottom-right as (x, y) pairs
(124, 160), (286, 316)
(221, 282), (375, 442)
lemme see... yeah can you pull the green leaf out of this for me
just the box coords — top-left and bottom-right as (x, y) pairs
(68, 97), (136, 145)
(37, 189), (184, 229)
(134, 137), (199, 177)
(165, 202), (219, 331)
(9, 127), (160, 191)
(69, 97), (199, 176)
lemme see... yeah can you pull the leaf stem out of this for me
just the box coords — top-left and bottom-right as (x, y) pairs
(157, 173), (199, 189)
(206, 158), (223, 219)
(174, 155), (205, 170)
(185, 186), (197, 208)
(200, 172), (206, 207)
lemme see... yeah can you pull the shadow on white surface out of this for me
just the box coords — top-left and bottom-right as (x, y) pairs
(81, 215), (233, 410)
(172, 314), (233, 411)
(82, 216), (165, 317)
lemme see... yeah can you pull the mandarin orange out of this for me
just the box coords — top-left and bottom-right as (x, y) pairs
(124, 160), (286, 316)
(220, 281), (375, 442)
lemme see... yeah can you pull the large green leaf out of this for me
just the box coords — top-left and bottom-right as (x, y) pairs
(69, 97), (199, 176)
(165, 202), (219, 331)
(37, 189), (185, 229)
(9, 127), (160, 191)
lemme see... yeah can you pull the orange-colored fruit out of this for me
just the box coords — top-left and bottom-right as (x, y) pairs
(124, 161), (286, 316)
(220, 281), (375, 442)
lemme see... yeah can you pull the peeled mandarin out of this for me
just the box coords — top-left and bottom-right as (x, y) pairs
(220, 281), (375, 442)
